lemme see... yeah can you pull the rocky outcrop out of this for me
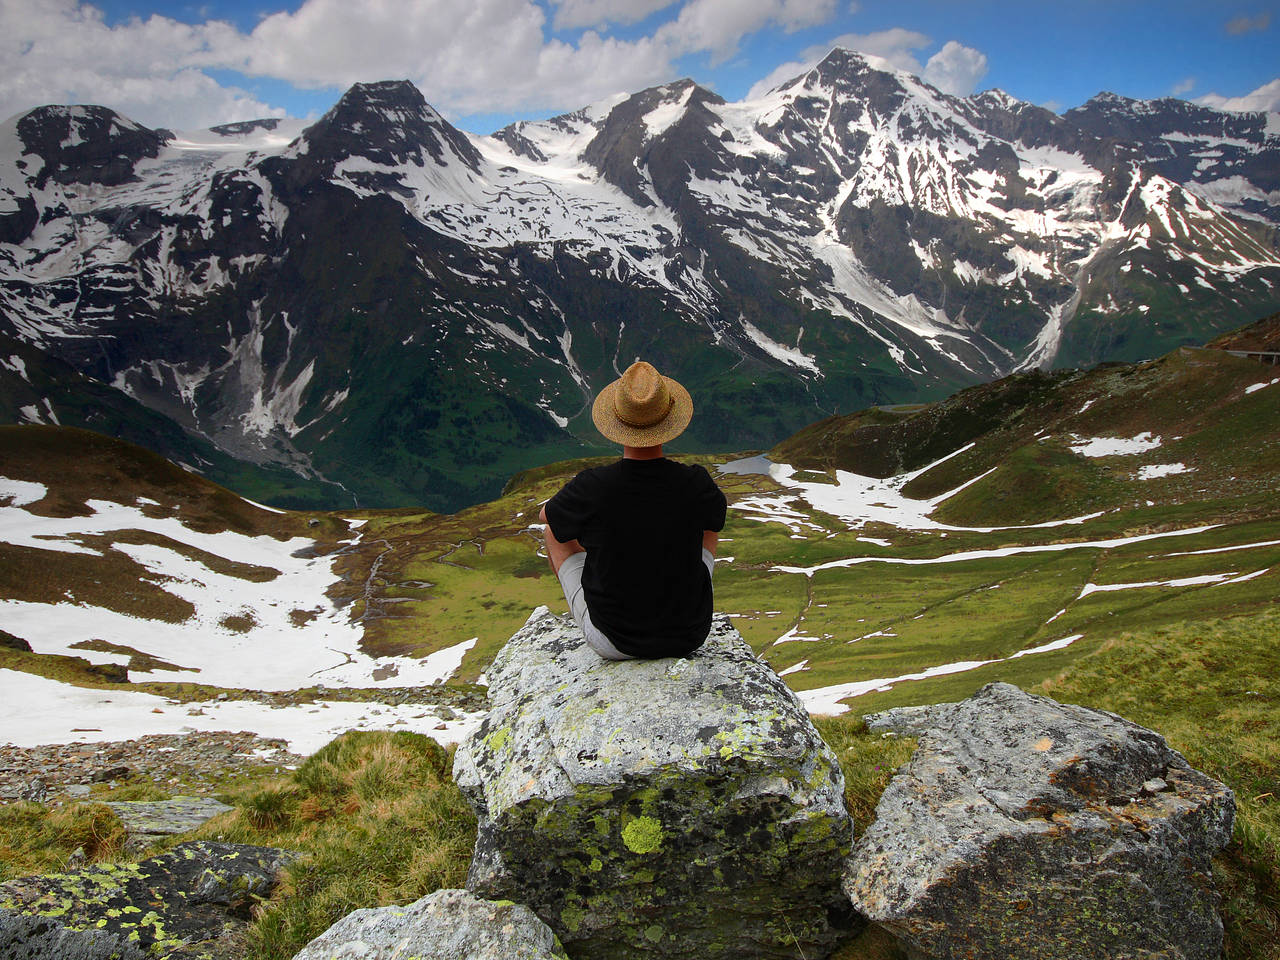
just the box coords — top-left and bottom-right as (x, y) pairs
(0, 630), (31, 652)
(452, 609), (856, 959)
(846, 682), (1235, 960)
(104, 798), (233, 853)
(0, 841), (295, 959)
(291, 888), (569, 960)
(0, 909), (146, 960)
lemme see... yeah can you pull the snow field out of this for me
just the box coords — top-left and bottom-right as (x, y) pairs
(0, 668), (482, 754)
(720, 446), (1103, 535)
(0, 482), (476, 692)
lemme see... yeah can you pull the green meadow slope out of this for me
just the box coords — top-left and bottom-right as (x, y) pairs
(1, 319), (1277, 956)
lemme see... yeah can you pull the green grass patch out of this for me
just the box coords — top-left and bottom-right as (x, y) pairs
(1036, 609), (1280, 959)
(187, 730), (477, 960)
(0, 802), (126, 881)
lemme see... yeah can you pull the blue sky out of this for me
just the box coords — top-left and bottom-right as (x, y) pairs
(3, 1), (1277, 132)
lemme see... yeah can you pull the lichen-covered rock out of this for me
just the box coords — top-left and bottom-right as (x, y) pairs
(845, 682), (1235, 960)
(0, 908), (146, 960)
(0, 841), (295, 959)
(291, 888), (569, 960)
(453, 609), (857, 959)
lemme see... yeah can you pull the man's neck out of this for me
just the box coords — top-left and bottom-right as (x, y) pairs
(623, 444), (664, 460)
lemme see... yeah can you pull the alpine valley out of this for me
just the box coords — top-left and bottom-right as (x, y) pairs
(1, 48), (1278, 511)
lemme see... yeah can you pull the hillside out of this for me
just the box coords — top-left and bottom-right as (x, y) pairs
(0, 316), (1274, 725)
(1, 319), (1278, 956)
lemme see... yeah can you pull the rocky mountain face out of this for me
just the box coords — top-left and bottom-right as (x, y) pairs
(1, 50), (1278, 510)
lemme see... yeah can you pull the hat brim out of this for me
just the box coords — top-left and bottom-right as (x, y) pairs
(592, 375), (694, 446)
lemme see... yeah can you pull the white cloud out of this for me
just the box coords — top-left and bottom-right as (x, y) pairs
(745, 59), (814, 99)
(824, 27), (931, 73)
(1197, 77), (1280, 112)
(550, 0), (681, 30)
(1171, 76), (1196, 96)
(745, 28), (990, 100)
(655, 0), (838, 62)
(745, 28), (932, 98)
(0, 0), (279, 127)
(0, 0), (990, 132)
(921, 40), (988, 96)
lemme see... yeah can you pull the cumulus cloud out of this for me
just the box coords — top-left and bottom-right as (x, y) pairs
(744, 28), (931, 98)
(654, 0), (838, 62)
(0, 0), (279, 127)
(1171, 76), (1196, 96)
(1225, 12), (1271, 34)
(921, 40), (988, 96)
(550, 0), (681, 30)
(2, 0), (995, 131)
(744, 28), (988, 99)
(1197, 77), (1280, 112)
(2, 0), (849, 126)
(825, 27), (932, 72)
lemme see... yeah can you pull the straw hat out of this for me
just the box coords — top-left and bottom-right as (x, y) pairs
(592, 360), (693, 446)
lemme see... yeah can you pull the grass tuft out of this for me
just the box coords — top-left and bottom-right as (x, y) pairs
(1035, 609), (1280, 959)
(188, 730), (476, 960)
(0, 802), (126, 880)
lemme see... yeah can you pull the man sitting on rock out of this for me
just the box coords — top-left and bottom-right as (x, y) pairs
(540, 360), (727, 660)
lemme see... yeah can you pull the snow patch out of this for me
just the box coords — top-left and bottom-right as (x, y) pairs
(1069, 432), (1163, 457)
(1136, 463), (1192, 480)
(798, 633), (1082, 715)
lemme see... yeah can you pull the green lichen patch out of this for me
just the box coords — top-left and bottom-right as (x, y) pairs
(456, 614), (860, 959)
(621, 815), (664, 855)
(0, 841), (293, 958)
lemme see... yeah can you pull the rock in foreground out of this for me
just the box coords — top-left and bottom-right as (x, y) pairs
(453, 609), (856, 959)
(846, 682), (1235, 960)
(292, 888), (569, 960)
(0, 841), (294, 959)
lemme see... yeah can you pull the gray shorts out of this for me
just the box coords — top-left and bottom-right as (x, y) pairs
(556, 549), (715, 661)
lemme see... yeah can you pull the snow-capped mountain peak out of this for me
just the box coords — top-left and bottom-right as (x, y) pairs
(1, 50), (1277, 512)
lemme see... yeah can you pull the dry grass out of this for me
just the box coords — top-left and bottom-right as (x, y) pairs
(187, 730), (477, 960)
(0, 802), (126, 881)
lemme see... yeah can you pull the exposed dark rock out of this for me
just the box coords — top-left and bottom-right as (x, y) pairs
(0, 908), (146, 960)
(84, 663), (129, 684)
(0, 195), (37, 246)
(0, 630), (31, 653)
(0, 841), (295, 960)
(15, 105), (166, 189)
(846, 682), (1235, 960)
(453, 609), (857, 959)
(291, 888), (569, 960)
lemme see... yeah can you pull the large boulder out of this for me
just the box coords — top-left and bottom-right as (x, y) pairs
(291, 888), (569, 960)
(846, 682), (1235, 960)
(452, 609), (857, 959)
(0, 841), (294, 959)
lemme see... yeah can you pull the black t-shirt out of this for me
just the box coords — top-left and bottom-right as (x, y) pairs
(544, 458), (727, 658)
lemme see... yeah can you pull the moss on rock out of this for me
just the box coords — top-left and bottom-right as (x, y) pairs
(454, 610), (860, 959)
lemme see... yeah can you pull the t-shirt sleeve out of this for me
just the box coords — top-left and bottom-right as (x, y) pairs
(544, 470), (595, 544)
(694, 466), (728, 532)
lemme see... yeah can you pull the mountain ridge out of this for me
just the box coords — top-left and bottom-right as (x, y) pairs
(1, 48), (1277, 511)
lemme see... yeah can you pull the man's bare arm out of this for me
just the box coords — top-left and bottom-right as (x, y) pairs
(540, 504), (584, 574)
